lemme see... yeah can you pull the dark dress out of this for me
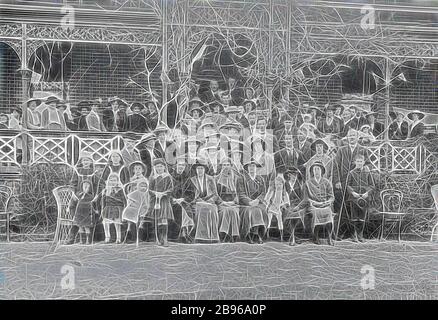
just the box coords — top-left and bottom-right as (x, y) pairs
(128, 114), (148, 133)
(70, 191), (95, 227)
(146, 173), (174, 221)
(217, 182), (240, 237)
(116, 110), (129, 132)
(101, 188), (126, 223)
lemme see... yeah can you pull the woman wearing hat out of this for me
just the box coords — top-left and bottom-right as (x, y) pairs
(237, 160), (268, 244)
(190, 160), (220, 243)
(76, 101), (92, 131)
(209, 101), (227, 128)
(365, 111), (384, 138)
(303, 139), (332, 180)
(282, 167), (306, 246)
(41, 96), (67, 130)
(407, 110), (425, 138)
(0, 113), (9, 129)
(317, 104), (343, 135)
(145, 100), (159, 131)
(198, 133), (228, 176)
(216, 158), (240, 242)
(304, 161), (334, 245)
(99, 151), (130, 193)
(153, 124), (175, 164)
(388, 110), (409, 140)
(23, 97), (42, 129)
(146, 158), (174, 246)
(359, 124), (376, 145)
(128, 102), (148, 133)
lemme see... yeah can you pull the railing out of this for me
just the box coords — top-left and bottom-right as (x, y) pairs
(0, 130), (428, 173)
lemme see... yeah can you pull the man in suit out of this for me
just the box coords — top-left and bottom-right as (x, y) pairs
(115, 99), (129, 132)
(332, 129), (370, 239)
(346, 151), (375, 242)
(200, 80), (221, 104)
(76, 101), (91, 131)
(227, 77), (244, 106)
(388, 111), (409, 140)
(317, 104), (343, 135)
(274, 134), (305, 175)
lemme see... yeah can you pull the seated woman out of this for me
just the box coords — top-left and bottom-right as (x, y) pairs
(146, 158), (174, 247)
(190, 161), (220, 243)
(304, 162), (335, 245)
(122, 181), (149, 243)
(264, 174), (290, 242)
(282, 167), (306, 246)
(237, 160), (268, 244)
(216, 158), (240, 243)
(100, 173), (127, 244)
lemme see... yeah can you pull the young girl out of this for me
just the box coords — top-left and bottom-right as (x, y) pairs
(126, 161), (148, 194)
(99, 151), (130, 192)
(122, 181), (149, 243)
(264, 174), (289, 242)
(69, 180), (95, 244)
(146, 158), (174, 247)
(101, 173), (127, 244)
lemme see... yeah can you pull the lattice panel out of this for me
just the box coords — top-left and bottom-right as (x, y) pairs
(76, 136), (120, 166)
(367, 146), (381, 172)
(392, 146), (418, 173)
(0, 134), (19, 166)
(31, 136), (70, 165)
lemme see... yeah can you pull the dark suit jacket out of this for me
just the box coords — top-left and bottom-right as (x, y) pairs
(409, 122), (424, 138)
(388, 121), (409, 140)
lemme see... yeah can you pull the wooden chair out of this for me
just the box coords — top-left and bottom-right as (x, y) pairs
(52, 186), (74, 243)
(379, 189), (405, 242)
(0, 185), (12, 242)
(429, 184), (438, 242)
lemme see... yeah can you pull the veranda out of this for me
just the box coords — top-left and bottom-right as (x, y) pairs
(0, 0), (437, 241)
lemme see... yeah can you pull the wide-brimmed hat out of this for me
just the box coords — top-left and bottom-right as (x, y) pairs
(56, 102), (68, 110)
(310, 138), (329, 152)
(243, 159), (262, 171)
(78, 151), (93, 162)
(407, 110), (425, 120)
(23, 97), (42, 107)
(208, 101), (225, 113)
(153, 158), (167, 166)
(306, 105), (323, 117)
(186, 137), (202, 147)
(241, 99), (257, 111)
(11, 106), (22, 115)
(199, 120), (216, 131)
(0, 113), (9, 121)
(45, 96), (61, 105)
(189, 106), (204, 117)
(77, 100), (92, 111)
(225, 105), (242, 114)
(219, 121), (242, 132)
(130, 102), (145, 111)
(191, 160), (208, 170)
(129, 161), (147, 173)
(309, 161), (326, 176)
(188, 97), (204, 108)
(360, 124), (371, 131)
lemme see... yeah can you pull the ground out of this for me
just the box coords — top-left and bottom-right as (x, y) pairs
(0, 240), (437, 300)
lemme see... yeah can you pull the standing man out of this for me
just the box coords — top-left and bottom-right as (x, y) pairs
(317, 104), (343, 135)
(332, 129), (369, 239)
(200, 80), (221, 104)
(86, 100), (105, 132)
(128, 102), (148, 133)
(346, 152), (375, 242)
(365, 111), (384, 139)
(115, 99), (129, 132)
(76, 101), (91, 131)
(388, 111), (409, 140)
(40, 96), (67, 130)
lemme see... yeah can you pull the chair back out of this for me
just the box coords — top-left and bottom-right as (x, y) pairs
(52, 186), (74, 221)
(430, 184), (438, 212)
(0, 185), (12, 213)
(380, 189), (403, 213)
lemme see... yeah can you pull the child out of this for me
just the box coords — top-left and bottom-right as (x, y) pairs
(69, 180), (95, 244)
(122, 181), (149, 243)
(146, 158), (174, 247)
(101, 173), (127, 243)
(264, 174), (289, 242)
(126, 161), (148, 194)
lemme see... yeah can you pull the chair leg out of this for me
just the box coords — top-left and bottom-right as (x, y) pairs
(398, 217), (401, 242)
(380, 216), (385, 241)
(54, 221), (60, 244)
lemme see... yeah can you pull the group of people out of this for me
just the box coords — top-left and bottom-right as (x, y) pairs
(59, 77), (431, 248)
(0, 95), (159, 132)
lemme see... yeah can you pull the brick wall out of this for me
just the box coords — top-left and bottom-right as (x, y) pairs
(0, 43), (22, 115)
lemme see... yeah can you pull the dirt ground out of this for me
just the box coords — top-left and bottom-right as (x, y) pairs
(0, 240), (437, 300)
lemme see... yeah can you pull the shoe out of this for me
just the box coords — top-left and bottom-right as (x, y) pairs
(257, 236), (264, 244)
(63, 238), (75, 245)
(358, 237), (365, 243)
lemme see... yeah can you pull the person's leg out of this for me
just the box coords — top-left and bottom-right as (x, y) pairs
(313, 225), (320, 244)
(115, 223), (122, 243)
(257, 226), (264, 244)
(103, 221), (111, 243)
(288, 220), (298, 246)
(65, 225), (79, 244)
(327, 223), (334, 246)
(356, 219), (365, 242)
(78, 227), (84, 244)
(162, 220), (169, 247)
(84, 227), (91, 245)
